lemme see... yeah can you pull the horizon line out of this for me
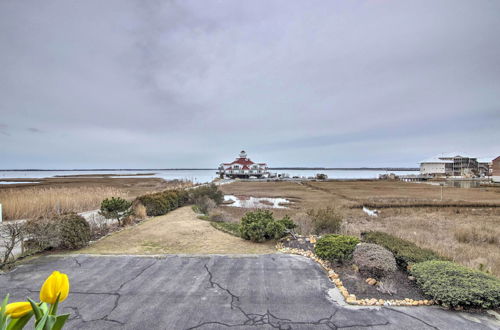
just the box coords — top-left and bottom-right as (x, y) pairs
(0, 167), (420, 171)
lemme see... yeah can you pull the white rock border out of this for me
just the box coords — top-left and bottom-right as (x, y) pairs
(276, 239), (435, 307)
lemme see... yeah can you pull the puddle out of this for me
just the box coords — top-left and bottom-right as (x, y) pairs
(223, 195), (291, 209)
(0, 181), (40, 185)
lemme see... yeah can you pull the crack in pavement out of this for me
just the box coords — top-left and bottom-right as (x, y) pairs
(385, 308), (440, 330)
(89, 261), (156, 326)
(186, 264), (391, 329)
(73, 257), (82, 267)
(56, 262), (156, 326)
(2, 261), (156, 327)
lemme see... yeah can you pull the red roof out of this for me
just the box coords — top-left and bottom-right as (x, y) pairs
(230, 157), (255, 166)
(242, 165), (250, 170)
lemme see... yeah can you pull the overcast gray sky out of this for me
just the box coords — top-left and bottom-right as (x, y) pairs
(1, 0), (499, 168)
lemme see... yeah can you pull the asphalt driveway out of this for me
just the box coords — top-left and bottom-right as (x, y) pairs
(1, 254), (498, 329)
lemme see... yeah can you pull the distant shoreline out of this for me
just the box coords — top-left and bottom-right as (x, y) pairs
(0, 168), (419, 172)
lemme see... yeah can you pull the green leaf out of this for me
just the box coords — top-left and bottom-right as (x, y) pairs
(43, 315), (56, 330)
(50, 314), (69, 330)
(1, 294), (9, 326)
(34, 312), (48, 330)
(27, 298), (42, 322)
(6, 312), (33, 330)
(48, 294), (61, 316)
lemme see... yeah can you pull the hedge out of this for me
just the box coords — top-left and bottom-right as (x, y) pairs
(135, 189), (189, 216)
(361, 231), (443, 269)
(412, 260), (500, 309)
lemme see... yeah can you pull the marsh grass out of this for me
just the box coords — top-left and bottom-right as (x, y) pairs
(220, 180), (500, 276)
(0, 186), (129, 220)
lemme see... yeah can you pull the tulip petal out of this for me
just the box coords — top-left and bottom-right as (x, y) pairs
(5, 301), (32, 319)
(40, 271), (70, 304)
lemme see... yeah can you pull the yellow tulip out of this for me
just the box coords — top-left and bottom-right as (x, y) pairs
(40, 271), (70, 304)
(5, 301), (32, 319)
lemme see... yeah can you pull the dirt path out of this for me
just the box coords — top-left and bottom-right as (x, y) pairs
(79, 206), (276, 254)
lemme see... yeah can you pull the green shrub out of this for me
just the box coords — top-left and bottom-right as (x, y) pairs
(412, 260), (500, 309)
(361, 231), (443, 270)
(240, 210), (292, 242)
(277, 215), (297, 230)
(314, 234), (360, 263)
(265, 221), (286, 240)
(99, 197), (133, 226)
(307, 207), (343, 235)
(58, 213), (91, 249)
(188, 184), (224, 205)
(136, 189), (189, 216)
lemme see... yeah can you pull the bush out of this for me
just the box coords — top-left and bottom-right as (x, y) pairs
(307, 207), (343, 235)
(136, 189), (189, 216)
(240, 210), (292, 242)
(24, 217), (60, 252)
(412, 260), (500, 309)
(0, 222), (25, 266)
(353, 243), (397, 278)
(277, 215), (297, 230)
(99, 197), (132, 226)
(315, 234), (360, 263)
(25, 214), (91, 252)
(58, 213), (91, 249)
(194, 195), (217, 215)
(188, 184), (224, 205)
(361, 231), (443, 270)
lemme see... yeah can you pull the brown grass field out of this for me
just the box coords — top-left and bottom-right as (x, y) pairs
(0, 175), (191, 220)
(218, 180), (500, 276)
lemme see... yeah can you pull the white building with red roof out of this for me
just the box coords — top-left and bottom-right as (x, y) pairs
(217, 151), (268, 179)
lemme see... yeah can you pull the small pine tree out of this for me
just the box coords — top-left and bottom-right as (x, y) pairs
(99, 197), (133, 226)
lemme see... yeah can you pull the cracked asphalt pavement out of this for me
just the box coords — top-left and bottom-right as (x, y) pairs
(1, 254), (498, 329)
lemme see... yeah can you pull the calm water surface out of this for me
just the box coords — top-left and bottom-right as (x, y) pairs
(0, 169), (418, 184)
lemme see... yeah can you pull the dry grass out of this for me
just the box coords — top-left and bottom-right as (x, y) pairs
(0, 186), (129, 220)
(80, 206), (275, 255)
(133, 203), (147, 220)
(219, 180), (500, 276)
(0, 176), (193, 221)
(454, 224), (499, 245)
(341, 208), (500, 276)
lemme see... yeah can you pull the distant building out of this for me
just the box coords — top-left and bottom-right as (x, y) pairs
(420, 153), (478, 177)
(420, 157), (453, 176)
(492, 156), (500, 183)
(217, 151), (268, 179)
(477, 157), (494, 177)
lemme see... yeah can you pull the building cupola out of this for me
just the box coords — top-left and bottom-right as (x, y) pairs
(239, 150), (247, 158)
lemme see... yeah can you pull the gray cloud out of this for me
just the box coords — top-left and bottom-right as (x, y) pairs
(0, 124), (9, 136)
(0, 0), (499, 168)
